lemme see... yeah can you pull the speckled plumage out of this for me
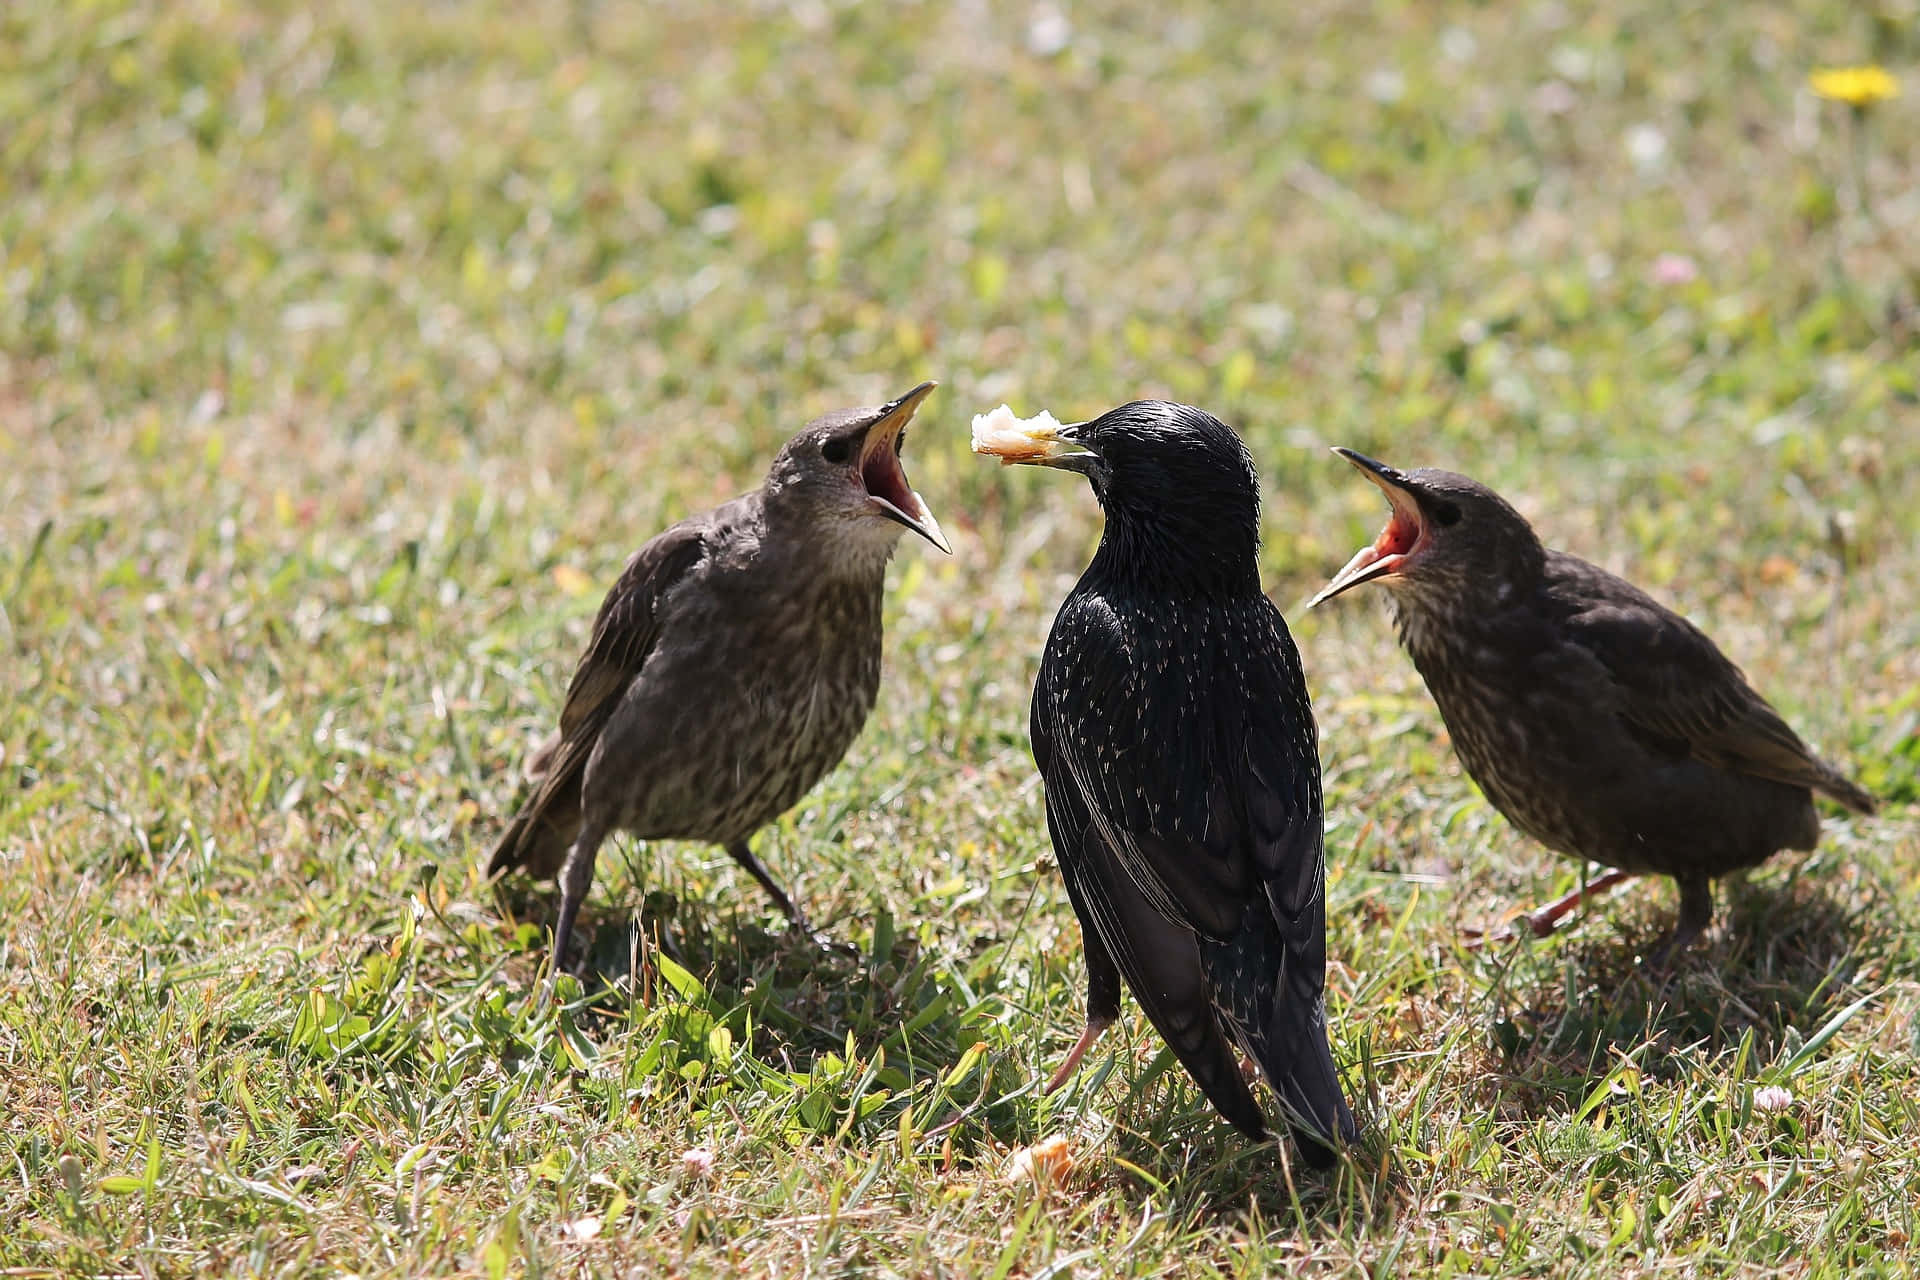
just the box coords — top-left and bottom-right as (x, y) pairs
(1008, 401), (1354, 1163)
(487, 386), (946, 981)
(1314, 452), (1875, 952)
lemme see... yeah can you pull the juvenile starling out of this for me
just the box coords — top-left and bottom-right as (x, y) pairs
(1310, 450), (1874, 958)
(975, 401), (1355, 1163)
(488, 382), (948, 983)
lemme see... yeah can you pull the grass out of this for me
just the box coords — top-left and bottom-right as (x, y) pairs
(4, 0), (1919, 1274)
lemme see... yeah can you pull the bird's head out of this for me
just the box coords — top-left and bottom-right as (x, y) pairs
(1308, 449), (1544, 610)
(765, 381), (949, 565)
(975, 399), (1261, 591)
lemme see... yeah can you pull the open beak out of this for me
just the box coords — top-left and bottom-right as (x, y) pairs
(971, 414), (1101, 475)
(1307, 447), (1428, 607)
(860, 381), (950, 554)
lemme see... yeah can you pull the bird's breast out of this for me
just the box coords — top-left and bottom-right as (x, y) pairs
(1402, 622), (1605, 854)
(614, 572), (886, 841)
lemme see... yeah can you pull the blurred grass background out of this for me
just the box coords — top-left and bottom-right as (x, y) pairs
(4, 0), (1919, 1274)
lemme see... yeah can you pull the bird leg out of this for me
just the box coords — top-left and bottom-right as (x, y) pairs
(547, 816), (612, 995)
(1047, 932), (1123, 1093)
(724, 839), (841, 950)
(1641, 877), (1713, 969)
(1516, 868), (1636, 939)
(1045, 1015), (1116, 1094)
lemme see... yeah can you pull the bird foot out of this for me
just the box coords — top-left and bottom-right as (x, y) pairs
(788, 920), (858, 959)
(1519, 907), (1565, 939)
(1044, 1017), (1115, 1095)
(1464, 870), (1638, 948)
(1459, 916), (1534, 948)
(1639, 923), (1704, 972)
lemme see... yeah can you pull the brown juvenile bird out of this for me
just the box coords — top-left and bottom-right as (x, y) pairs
(488, 383), (948, 983)
(1310, 450), (1874, 959)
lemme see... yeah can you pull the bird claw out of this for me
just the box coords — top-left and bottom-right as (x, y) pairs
(1638, 924), (1702, 973)
(1521, 909), (1562, 939)
(1460, 917), (1531, 948)
(1463, 894), (1600, 949)
(791, 922), (858, 958)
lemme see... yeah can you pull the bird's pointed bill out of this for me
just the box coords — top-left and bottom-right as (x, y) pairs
(861, 381), (950, 553)
(970, 404), (1097, 470)
(1307, 447), (1427, 606)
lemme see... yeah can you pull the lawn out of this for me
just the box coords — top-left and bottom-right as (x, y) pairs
(4, 0), (1919, 1275)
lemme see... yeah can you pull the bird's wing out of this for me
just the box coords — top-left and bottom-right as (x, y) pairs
(1223, 603), (1353, 1156)
(1034, 592), (1342, 1144)
(1037, 593), (1252, 942)
(1553, 556), (1869, 810)
(556, 520), (710, 741)
(489, 520), (708, 876)
(1031, 644), (1270, 1139)
(1235, 600), (1329, 938)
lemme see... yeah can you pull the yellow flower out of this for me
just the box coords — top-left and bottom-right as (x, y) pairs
(1809, 66), (1900, 106)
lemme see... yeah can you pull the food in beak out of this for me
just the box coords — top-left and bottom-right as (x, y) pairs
(970, 404), (1068, 463)
(861, 390), (950, 554)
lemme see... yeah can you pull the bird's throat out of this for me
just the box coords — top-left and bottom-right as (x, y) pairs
(1093, 512), (1261, 599)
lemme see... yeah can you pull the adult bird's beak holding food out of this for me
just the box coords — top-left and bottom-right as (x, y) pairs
(1306, 447), (1429, 607)
(861, 381), (951, 553)
(970, 404), (1099, 473)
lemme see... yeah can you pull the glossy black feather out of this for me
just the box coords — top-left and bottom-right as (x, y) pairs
(1028, 401), (1354, 1160)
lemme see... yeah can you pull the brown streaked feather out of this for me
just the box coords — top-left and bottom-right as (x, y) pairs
(525, 732), (560, 780)
(487, 521), (709, 879)
(1555, 556), (1875, 816)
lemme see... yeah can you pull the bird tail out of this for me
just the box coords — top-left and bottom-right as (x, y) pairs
(480, 790), (576, 882)
(1201, 929), (1357, 1168)
(486, 726), (588, 881)
(1131, 993), (1274, 1145)
(1066, 837), (1276, 1142)
(1811, 758), (1876, 817)
(1255, 985), (1358, 1168)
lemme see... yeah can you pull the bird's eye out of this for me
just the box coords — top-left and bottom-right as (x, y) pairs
(821, 437), (853, 464)
(1433, 502), (1463, 527)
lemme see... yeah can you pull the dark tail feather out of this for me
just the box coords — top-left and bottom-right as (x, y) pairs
(1258, 991), (1357, 1169)
(1154, 1000), (1272, 1142)
(488, 809), (534, 878)
(1068, 836), (1273, 1141)
(487, 790), (576, 882)
(1202, 927), (1356, 1168)
(487, 727), (587, 880)
(1813, 759), (1876, 817)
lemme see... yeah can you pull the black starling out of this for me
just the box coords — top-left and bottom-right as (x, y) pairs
(975, 400), (1355, 1163)
(488, 382), (949, 984)
(1310, 450), (1875, 958)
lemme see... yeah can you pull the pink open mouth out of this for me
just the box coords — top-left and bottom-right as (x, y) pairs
(1307, 451), (1428, 607)
(1372, 503), (1422, 562)
(857, 384), (949, 553)
(862, 435), (919, 515)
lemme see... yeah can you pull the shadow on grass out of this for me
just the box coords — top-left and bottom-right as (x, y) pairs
(1474, 874), (1870, 1118)
(1114, 1128), (1407, 1234)
(489, 878), (899, 1055)
(493, 871), (1047, 1123)
(496, 867), (1418, 1213)
(1021, 1042), (1409, 1233)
